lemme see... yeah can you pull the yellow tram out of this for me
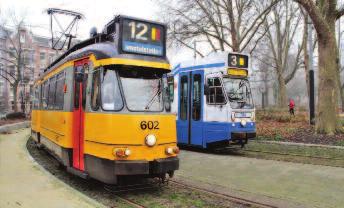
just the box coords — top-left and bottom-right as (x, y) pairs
(31, 15), (179, 184)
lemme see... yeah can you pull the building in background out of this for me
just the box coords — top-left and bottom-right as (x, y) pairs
(0, 26), (65, 114)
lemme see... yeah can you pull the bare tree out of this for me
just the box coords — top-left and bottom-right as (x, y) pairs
(158, 0), (280, 54)
(257, 0), (305, 107)
(295, 0), (344, 134)
(0, 13), (33, 112)
(256, 57), (275, 108)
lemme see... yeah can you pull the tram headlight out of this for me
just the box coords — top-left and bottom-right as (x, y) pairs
(173, 146), (180, 154)
(166, 147), (174, 155)
(166, 146), (180, 155)
(145, 134), (156, 147)
(124, 148), (131, 156)
(114, 148), (131, 157)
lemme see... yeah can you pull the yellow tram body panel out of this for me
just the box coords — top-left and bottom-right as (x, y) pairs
(39, 111), (74, 148)
(32, 110), (177, 161)
(84, 113), (177, 161)
(31, 110), (40, 132)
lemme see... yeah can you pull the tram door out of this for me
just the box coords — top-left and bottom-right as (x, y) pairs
(177, 70), (204, 146)
(72, 59), (88, 171)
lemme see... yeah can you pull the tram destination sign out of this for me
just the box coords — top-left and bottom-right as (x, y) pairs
(228, 53), (248, 69)
(121, 18), (166, 57)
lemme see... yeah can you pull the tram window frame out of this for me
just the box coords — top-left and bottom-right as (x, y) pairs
(192, 74), (201, 121)
(47, 76), (57, 109)
(91, 68), (101, 111)
(100, 67), (124, 112)
(206, 77), (226, 105)
(32, 86), (36, 109)
(42, 81), (49, 109)
(55, 72), (65, 110)
(33, 86), (39, 109)
(179, 75), (188, 120)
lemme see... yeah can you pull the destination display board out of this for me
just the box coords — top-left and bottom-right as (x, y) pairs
(121, 18), (165, 57)
(227, 53), (249, 77)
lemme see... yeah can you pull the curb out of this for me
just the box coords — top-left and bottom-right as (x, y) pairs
(254, 140), (344, 150)
(0, 121), (31, 133)
(24, 134), (105, 208)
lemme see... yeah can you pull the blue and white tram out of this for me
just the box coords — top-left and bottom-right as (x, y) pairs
(166, 52), (256, 149)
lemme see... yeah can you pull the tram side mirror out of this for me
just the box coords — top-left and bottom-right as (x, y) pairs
(204, 85), (210, 95)
(164, 86), (171, 112)
(164, 87), (170, 101)
(75, 65), (85, 82)
(75, 71), (85, 82)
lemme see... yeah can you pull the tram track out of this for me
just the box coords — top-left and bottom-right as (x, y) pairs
(113, 195), (146, 208)
(27, 137), (277, 208)
(169, 180), (277, 208)
(103, 181), (167, 208)
(211, 146), (344, 167)
(241, 149), (344, 161)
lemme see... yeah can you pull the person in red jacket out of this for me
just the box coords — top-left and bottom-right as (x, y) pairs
(288, 98), (295, 116)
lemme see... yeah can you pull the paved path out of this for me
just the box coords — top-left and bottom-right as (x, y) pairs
(176, 150), (344, 208)
(0, 129), (104, 208)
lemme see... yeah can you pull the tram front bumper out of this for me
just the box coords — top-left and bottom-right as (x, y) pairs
(230, 132), (256, 145)
(231, 132), (256, 139)
(85, 155), (179, 184)
(114, 157), (179, 175)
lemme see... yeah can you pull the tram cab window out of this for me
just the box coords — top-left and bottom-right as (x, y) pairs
(206, 77), (226, 105)
(222, 77), (254, 109)
(101, 69), (123, 111)
(118, 68), (163, 112)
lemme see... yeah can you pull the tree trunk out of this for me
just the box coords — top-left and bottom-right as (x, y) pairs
(316, 36), (340, 134)
(12, 84), (18, 112)
(302, 14), (310, 101)
(277, 72), (287, 108)
(340, 84), (344, 113)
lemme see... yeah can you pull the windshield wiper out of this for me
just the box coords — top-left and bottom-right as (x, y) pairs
(144, 81), (161, 110)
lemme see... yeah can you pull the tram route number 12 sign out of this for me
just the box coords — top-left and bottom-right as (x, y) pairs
(121, 18), (165, 57)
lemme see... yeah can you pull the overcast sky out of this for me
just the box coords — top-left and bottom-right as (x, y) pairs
(0, 0), (192, 63)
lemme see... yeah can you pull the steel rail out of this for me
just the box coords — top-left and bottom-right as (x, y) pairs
(169, 180), (278, 208)
(242, 149), (344, 161)
(104, 185), (146, 208)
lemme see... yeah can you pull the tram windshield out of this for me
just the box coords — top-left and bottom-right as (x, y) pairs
(222, 77), (254, 109)
(118, 68), (164, 112)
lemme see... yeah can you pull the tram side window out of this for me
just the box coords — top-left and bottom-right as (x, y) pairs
(192, 74), (201, 121)
(47, 77), (56, 109)
(55, 72), (65, 110)
(101, 69), (123, 111)
(32, 87), (36, 109)
(206, 77), (226, 104)
(91, 70), (100, 110)
(180, 75), (188, 120)
(42, 81), (49, 109)
(33, 87), (39, 109)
